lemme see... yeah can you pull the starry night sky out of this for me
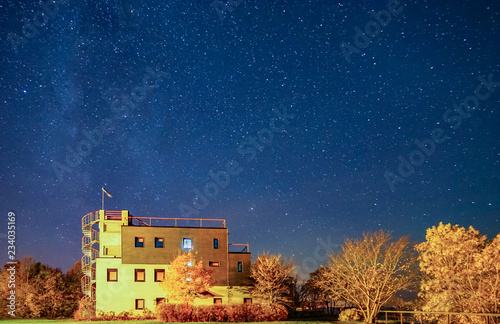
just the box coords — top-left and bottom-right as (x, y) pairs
(1, 0), (499, 279)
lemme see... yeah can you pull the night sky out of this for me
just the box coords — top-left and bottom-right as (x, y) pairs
(1, 0), (499, 279)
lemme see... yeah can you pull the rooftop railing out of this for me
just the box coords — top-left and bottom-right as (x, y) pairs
(129, 215), (226, 228)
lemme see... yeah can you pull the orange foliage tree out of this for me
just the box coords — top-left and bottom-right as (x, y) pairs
(0, 257), (82, 319)
(416, 222), (500, 324)
(321, 230), (418, 323)
(159, 251), (213, 305)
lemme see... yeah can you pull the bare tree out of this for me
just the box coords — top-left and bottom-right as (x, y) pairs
(308, 267), (342, 307)
(250, 253), (295, 305)
(322, 230), (418, 323)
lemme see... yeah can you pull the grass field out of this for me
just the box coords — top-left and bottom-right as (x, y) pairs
(0, 320), (345, 324)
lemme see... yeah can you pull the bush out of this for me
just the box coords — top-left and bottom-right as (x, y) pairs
(339, 308), (362, 321)
(73, 298), (95, 321)
(141, 308), (156, 319)
(96, 310), (115, 320)
(155, 302), (288, 322)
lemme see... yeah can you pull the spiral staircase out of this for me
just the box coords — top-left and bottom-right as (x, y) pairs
(81, 211), (100, 302)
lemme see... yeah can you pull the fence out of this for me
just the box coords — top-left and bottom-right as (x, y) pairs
(379, 310), (500, 324)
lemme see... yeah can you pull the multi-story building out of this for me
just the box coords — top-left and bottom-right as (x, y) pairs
(81, 210), (252, 314)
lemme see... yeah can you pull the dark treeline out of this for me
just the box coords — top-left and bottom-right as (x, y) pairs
(0, 256), (83, 319)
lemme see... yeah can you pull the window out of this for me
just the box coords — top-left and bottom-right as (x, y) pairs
(244, 298), (252, 304)
(209, 261), (220, 267)
(213, 238), (219, 249)
(214, 298), (222, 304)
(237, 262), (243, 272)
(135, 299), (145, 310)
(155, 237), (164, 248)
(107, 269), (118, 282)
(183, 238), (192, 250)
(155, 269), (165, 282)
(135, 269), (145, 282)
(156, 297), (165, 305)
(135, 237), (144, 247)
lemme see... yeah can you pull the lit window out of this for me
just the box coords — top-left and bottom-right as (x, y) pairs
(155, 237), (164, 248)
(135, 269), (145, 282)
(214, 298), (222, 304)
(237, 262), (242, 272)
(135, 299), (145, 310)
(135, 237), (144, 247)
(209, 261), (220, 267)
(107, 269), (118, 282)
(155, 269), (165, 282)
(156, 297), (165, 305)
(244, 298), (252, 304)
(183, 238), (192, 250)
(213, 238), (219, 249)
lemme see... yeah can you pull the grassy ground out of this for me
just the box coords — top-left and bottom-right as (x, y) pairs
(0, 319), (344, 324)
(0, 320), (345, 323)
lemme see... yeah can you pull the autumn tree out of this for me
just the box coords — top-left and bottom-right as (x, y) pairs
(159, 251), (213, 305)
(322, 230), (418, 324)
(306, 267), (342, 310)
(415, 222), (500, 324)
(0, 257), (82, 319)
(250, 252), (295, 305)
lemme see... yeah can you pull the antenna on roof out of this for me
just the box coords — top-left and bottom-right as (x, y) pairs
(101, 187), (113, 210)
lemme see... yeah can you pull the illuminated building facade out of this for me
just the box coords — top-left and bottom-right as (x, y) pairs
(81, 210), (252, 314)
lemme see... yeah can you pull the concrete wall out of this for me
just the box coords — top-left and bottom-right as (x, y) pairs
(121, 226), (229, 285)
(228, 252), (252, 286)
(95, 258), (252, 315)
(93, 212), (253, 315)
(95, 257), (167, 314)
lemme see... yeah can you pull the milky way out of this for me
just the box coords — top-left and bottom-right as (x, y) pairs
(1, 0), (499, 278)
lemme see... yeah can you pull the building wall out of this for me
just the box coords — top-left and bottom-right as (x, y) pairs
(228, 253), (252, 286)
(121, 226), (229, 285)
(95, 258), (167, 313)
(99, 211), (129, 257)
(95, 257), (252, 314)
(93, 211), (253, 315)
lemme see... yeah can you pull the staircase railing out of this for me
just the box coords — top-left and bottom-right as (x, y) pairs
(81, 211), (100, 302)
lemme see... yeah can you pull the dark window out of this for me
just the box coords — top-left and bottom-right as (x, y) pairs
(155, 237), (164, 248)
(237, 262), (242, 272)
(214, 298), (222, 304)
(135, 269), (145, 282)
(209, 261), (220, 267)
(135, 237), (144, 247)
(107, 269), (118, 282)
(183, 238), (192, 250)
(213, 238), (219, 249)
(155, 269), (165, 282)
(156, 297), (165, 305)
(135, 299), (145, 310)
(244, 298), (252, 304)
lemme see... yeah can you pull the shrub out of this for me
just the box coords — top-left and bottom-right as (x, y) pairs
(96, 310), (115, 320)
(155, 303), (175, 322)
(192, 305), (210, 322)
(339, 308), (362, 321)
(226, 304), (245, 322)
(269, 303), (288, 321)
(116, 311), (131, 320)
(141, 308), (155, 319)
(73, 298), (95, 321)
(155, 302), (288, 322)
